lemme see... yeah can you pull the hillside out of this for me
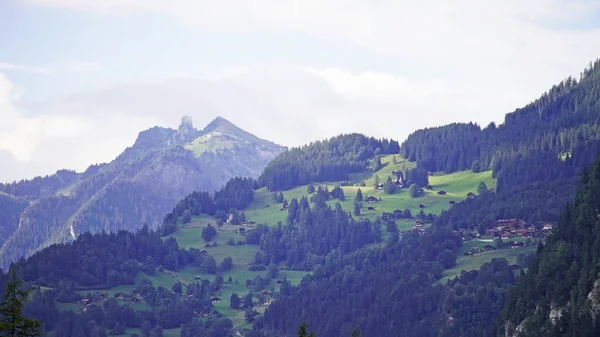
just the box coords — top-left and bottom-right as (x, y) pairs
(498, 154), (600, 336)
(0, 116), (286, 269)
(400, 60), (600, 193)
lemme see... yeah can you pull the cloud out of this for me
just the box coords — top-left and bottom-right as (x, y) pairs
(68, 61), (100, 72)
(0, 62), (50, 74)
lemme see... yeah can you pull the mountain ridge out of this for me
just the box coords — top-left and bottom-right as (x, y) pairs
(0, 116), (286, 268)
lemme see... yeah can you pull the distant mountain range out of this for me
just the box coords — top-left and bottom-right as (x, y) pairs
(0, 116), (286, 268)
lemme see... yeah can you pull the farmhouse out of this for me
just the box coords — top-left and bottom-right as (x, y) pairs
(427, 171), (433, 176)
(210, 297), (221, 303)
(449, 200), (455, 205)
(467, 192), (477, 199)
(366, 196), (378, 203)
(393, 209), (403, 217)
(542, 223), (554, 231)
(426, 185), (433, 190)
(437, 190), (447, 195)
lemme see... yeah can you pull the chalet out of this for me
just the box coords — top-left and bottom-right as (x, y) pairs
(527, 225), (536, 232)
(237, 228), (246, 234)
(467, 192), (477, 199)
(462, 233), (476, 241)
(81, 298), (91, 305)
(542, 223), (554, 231)
(393, 209), (403, 217)
(427, 171), (433, 176)
(130, 297), (140, 303)
(382, 212), (394, 221)
(437, 190), (447, 195)
(501, 234), (511, 240)
(483, 245), (496, 251)
(210, 297), (221, 303)
(516, 228), (528, 235)
(496, 219), (524, 228)
(394, 180), (403, 186)
(194, 276), (202, 280)
(377, 183), (384, 189)
(419, 204), (425, 209)
(200, 250), (208, 255)
(367, 206), (375, 211)
(426, 185), (433, 190)
(113, 293), (122, 299)
(82, 303), (97, 312)
(415, 220), (424, 227)
(463, 252), (473, 256)
(366, 196), (378, 203)
(510, 264), (520, 271)
(449, 200), (455, 205)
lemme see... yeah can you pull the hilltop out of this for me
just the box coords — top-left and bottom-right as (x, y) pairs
(0, 116), (286, 268)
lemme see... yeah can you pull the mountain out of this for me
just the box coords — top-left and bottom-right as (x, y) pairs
(0, 116), (286, 268)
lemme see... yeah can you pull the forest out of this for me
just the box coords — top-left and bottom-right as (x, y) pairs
(498, 154), (600, 336)
(400, 60), (600, 192)
(258, 134), (399, 191)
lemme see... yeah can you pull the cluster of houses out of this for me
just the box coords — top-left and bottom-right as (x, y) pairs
(114, 291), (142, 303)
(80, 292), (107, 312)
(457, 219), (556, 257)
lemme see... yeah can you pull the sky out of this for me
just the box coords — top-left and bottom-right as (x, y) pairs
(2, 0), (600, 182)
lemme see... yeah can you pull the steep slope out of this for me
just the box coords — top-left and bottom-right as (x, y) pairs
(400, 59), (600, 192)
(498, 154), (600, 336)
(0, 116), (286, 268)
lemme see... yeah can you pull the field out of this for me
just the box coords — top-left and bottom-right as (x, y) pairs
(244, 155), (496, 229)
(437, 245), (536, 284)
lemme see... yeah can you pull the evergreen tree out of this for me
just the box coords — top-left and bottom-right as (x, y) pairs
(0, 268), (42, 337)
(353, 200), (361, 216)
(356, 189), (363, 201)
(373, 175), (380, 189)
(477, 181), (488, 195)
(230, 293), (240, 309)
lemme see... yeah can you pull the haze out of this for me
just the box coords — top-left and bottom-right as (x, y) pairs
(2, 0), (600, 182)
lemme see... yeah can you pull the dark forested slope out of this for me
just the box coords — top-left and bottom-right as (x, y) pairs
(401, 60), (600, 192)
(498, 154), (600, 337)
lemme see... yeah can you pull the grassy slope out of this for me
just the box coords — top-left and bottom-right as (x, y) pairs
(244, 155), (497, 226)
(438, 246), (536, 284)
(52, 154), (511, 332)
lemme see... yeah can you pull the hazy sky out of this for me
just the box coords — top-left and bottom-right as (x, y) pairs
(2, 0), (600, 182)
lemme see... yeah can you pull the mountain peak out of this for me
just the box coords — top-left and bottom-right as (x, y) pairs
(203, 116), (240, 134)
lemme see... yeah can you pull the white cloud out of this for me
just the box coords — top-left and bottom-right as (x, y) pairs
(0, 62), (50, 74)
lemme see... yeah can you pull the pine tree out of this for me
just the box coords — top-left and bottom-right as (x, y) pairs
(373, 175), (380, 189)
(0, 268), (42, 337)
(477, 181), (488, 195)
(356, 189), (363, 201)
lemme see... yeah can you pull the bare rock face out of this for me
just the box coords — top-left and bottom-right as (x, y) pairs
(170, 115), (197, 146)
